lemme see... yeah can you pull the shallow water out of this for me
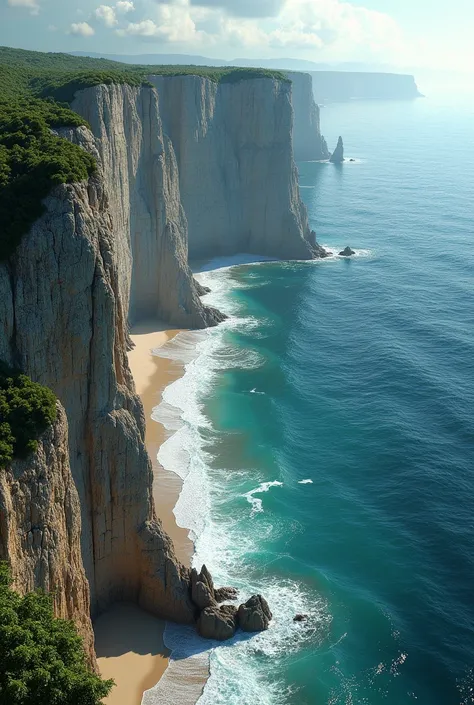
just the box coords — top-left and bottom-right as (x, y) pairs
(147, 94), (474, 705)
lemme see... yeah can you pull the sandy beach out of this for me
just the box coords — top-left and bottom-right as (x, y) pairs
(94, 321), (194, 705)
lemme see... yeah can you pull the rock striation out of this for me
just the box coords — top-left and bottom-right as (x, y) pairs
(330, 136), (344, 163)
(285, 71), (330, 161)
(0, 403), (95, 665)
(0, 172), (194, 638)
(147, 75), (325, 260)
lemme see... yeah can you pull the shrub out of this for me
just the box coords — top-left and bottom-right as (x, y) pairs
(0, 362), (57, 468)
(0, 99), (96, 261)
(0, 562), (114, 705)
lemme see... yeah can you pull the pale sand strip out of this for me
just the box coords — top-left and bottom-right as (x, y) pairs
(95, 321), (195, 705)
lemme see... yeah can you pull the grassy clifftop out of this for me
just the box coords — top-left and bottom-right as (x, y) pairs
(0, 45), (287, 262)
(0, 45), (287, 101)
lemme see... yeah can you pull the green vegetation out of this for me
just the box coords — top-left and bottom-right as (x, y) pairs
(0, 44), (288, 262)
(0, 100), (96, 260)
(0, 362), (57, 468)
(0, 562), (113, 704)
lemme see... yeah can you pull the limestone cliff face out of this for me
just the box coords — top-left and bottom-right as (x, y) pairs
(0, 171), (195, 626)
(149, 75), (317, 260)
(69, 86), (220, 328)
(0, 403), (95, 663)
(286, 72), (330, 161)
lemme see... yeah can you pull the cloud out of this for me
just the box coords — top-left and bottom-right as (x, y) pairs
(94, 4), (118, 27)
(112, 0), (406, 65)
(7, 0), (40, 15)
(118, 3), (201, 42)
(70, 21), (95, 36)
(189, 0), (283, 18)
(116, 0), (135, 12)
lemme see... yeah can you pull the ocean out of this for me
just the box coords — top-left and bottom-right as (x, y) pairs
(147, 93), (474, 705)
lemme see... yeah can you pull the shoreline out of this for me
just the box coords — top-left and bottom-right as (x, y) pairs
(95, 321), (202, 705)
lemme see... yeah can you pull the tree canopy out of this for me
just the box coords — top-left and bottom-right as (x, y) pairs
(0, 563), (113, 705)
(0, 362), (57, 468)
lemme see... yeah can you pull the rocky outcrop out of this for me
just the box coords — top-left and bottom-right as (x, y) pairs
(215, 586), (239, 603)
(339, 246), (355, 256)
(330, 136), (344, 163)
(286, 71), (330, 161)
(0, 403), (95, 665)
(198, 604), (238, 641)
(191, 565), (271, 640)
(238, 595), (273, 632)
(190, 565), (215, 610)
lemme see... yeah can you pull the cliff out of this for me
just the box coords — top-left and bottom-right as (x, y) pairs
(311, 71), (422, 103)
(0, 402), (95, 663)
(0, 170), (195, 632)
(0, 73), (321, 662)
(286, 72), (329, 161)
(145, 75), (319, 260)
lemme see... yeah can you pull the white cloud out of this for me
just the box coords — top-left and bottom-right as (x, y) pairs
(70, 21), (95, 36)
(94, 4), (118, 27)
(118, 3), (202, 42)
(116, 0), (135, 12)
(7, 0), (39, 15)
(48, 24), (58, 31)
(109, 0), (407, 65)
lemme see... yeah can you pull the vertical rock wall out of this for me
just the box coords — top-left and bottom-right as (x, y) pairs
(150, 75), (317, 260)
(286, 71), (330, 161)
(0, 403), (95, 664)
(0, 173), (195, 625)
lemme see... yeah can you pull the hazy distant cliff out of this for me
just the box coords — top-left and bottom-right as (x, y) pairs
(311, 71), (422, 102)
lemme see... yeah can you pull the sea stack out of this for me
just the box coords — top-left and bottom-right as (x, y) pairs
(330, 136), (344, 163)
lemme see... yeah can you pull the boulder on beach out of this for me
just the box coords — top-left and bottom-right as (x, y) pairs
(238, 595), (273, 632)
(198, 604), (238, 641)
(339, 246), (356, 257)
(329, 136), (344, 163)
(215, 586), (239, 603)
(191, 565), (215, 610)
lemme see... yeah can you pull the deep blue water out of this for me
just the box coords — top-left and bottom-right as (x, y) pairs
(155, 95), (474, 705)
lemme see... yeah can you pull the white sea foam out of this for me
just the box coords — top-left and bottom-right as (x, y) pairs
(142, 256), (330, 705)
(298, 479), (314, 485)
(243, 481), (284, 515)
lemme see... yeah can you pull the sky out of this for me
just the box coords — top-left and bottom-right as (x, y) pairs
(1, 0), (473, 72)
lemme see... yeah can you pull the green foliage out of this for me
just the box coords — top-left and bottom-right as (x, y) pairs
(0, 99), (96, 261)
(0, 562), (113, 705)
(0, 362), (57, 468)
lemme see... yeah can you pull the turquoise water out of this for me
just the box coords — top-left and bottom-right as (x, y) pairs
(153, 95), (474, 705)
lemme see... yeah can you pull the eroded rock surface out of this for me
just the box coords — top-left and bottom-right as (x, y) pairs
(238, 595), (273, 632)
